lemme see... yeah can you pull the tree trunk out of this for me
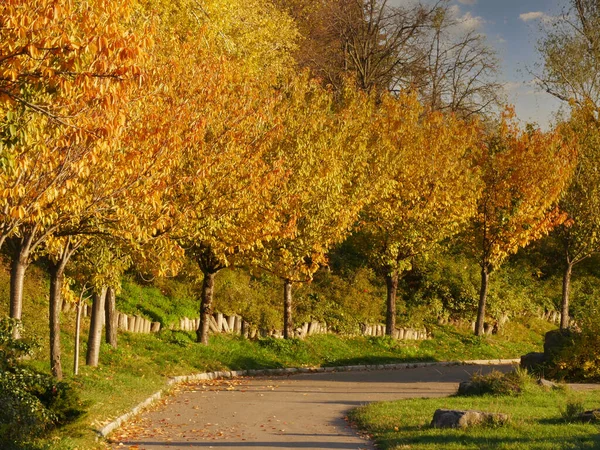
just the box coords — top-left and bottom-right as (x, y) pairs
(48, 251), (70, 380)
(104, 287), (117, 348)
(9, 238), (33, 338)
(197, 271), (216, 345)
(74, 301), (82, 376)
(283, 279), (293, 339)
(560, 262), (574, 330)
(86, 287), (107, 367)
(385, 271), (399, 336)
(475, 265), (490, 336)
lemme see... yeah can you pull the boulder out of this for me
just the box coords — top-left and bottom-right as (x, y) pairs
(431, 409), (509, 429)
(537, 378), (558, 389)
(520, 352), (546, 370)
(578, 410), (600, 422)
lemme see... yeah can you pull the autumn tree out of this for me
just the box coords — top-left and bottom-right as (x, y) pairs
(0, 0), (150, 336)
(359, 93), (481, 335)
(468, 111), (576, 336)
(136, 0), (301, 345)
(71, 238), (132, 367)
(552, 105), (600, 329)
(249, 78), (378, 338)
(2, 0), (179, 371)
(37, 132), (179, 378)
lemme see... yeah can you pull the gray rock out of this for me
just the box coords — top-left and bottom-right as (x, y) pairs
(520, 352), (545, 370)
(431, 409), (509, 429)
(537, 378), (558, 389)
(578, 410), (600, 422)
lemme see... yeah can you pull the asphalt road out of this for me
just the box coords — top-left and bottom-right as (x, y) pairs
(108, 364), (514, 450)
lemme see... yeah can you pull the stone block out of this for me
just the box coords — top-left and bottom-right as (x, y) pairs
(127, 315), (135, 332)
(209, 316), (219, 333)
(431, 409), (509, 429)
(134, 316), (143, 333)
(118, 314), (128, 330)
(222, 316), (231, 333)
(234, 316), (242, 334)
(537, 378), (558, 389)
(579, 410), (600, 422)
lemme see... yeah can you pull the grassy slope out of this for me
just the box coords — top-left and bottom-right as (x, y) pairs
(0, 262), (555, 449)
(349, 383), (600, 449)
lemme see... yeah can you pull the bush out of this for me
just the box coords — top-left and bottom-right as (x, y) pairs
(547, 328), (600, 382)
(0, 319), (86, 446)
(561, 398), (585, 422)
(457, 369), (532, 397)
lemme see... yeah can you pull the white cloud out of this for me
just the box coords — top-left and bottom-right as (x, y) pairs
(448, 5), (485, 31)
(457, 0), (477, 5)
(461, 11), (485, 29)
(519, 11), (547, 22)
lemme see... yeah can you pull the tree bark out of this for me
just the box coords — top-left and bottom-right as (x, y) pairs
(560, 262), (574, 330)
(385, 271), (399, 336)
(197, 271), (216, 345)
(475, 264), (490, 336)
(9, 237), (33, 338)
(283, 279), (293, 339)
(86, 287), (107, 367)
(104, 286), (117, 348)
(48, 249), (70, 380)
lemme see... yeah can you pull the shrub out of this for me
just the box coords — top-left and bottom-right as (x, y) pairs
(547, 328), (600, 382)
(0, 319), (86, 446)
(457, 369), (532, 397)
(561, 398), (585, 422)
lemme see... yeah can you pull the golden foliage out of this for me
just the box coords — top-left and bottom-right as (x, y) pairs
(468, 109), (577, 270)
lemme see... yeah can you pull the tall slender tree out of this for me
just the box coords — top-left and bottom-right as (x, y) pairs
(139, 0), (301, 345)
(468, 110), (576, 336)
(359, 92), (481, 335)
(553, 104), (600, 329)
(250, 79), (378, 338)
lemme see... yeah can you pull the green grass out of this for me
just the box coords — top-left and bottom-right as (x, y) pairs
(349, 380), (600, 449)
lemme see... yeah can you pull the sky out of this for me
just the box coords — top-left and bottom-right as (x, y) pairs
(389, 0), (569, 129)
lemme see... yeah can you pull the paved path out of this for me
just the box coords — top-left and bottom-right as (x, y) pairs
(109, 364), (514, 450)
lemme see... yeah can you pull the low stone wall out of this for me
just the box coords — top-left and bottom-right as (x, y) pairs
(62, 302), (429, 341)
(539, 309), (560, 324)
(362, 323), (429, 340)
